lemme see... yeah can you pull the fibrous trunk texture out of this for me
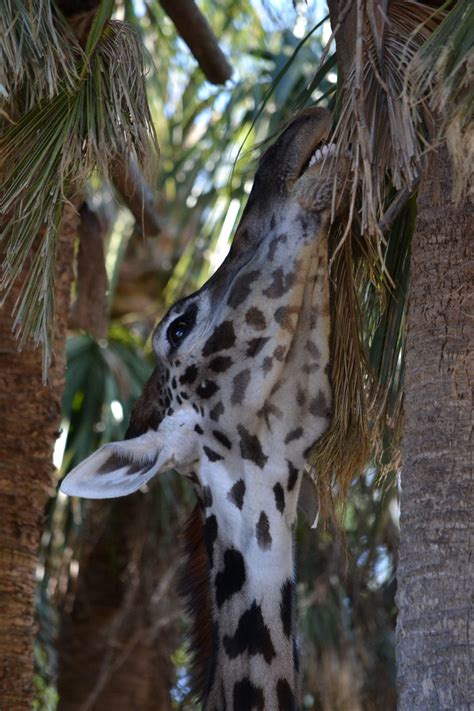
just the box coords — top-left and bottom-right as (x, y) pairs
(396, 154), (473, 709)
(0, 205), (78, 710)
(57, 494), (178, 710)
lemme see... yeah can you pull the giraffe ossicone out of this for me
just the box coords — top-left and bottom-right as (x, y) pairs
(61, 107), (347, 710)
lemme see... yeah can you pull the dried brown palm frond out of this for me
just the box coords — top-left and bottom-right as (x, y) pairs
(307, 1), (448, 513)
(1, 3), (158, 377)
(404, 0), (474, 201)
(311, 191), (415, 513)
(309, 228), (370, 516)
(0, 0), (79, 110)
(331, 0), (443, 242)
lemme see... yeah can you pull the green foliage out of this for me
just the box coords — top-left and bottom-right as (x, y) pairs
(123, 1), (335, 309)
(1, 3), (158, 376)
(33, 674), (59, 711)
(297, 470), (398, 707)
(61, 326), (152, 471)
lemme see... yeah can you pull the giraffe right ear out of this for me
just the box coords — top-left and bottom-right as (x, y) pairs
(60, 407), (199, 499)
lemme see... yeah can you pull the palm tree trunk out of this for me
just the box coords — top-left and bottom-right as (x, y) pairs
(0, 205), (78, 709)
(396, 153), (473, 709)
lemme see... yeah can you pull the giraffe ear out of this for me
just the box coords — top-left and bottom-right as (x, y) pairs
(60, 406), (199, 499)
(59, 430), (171, 499)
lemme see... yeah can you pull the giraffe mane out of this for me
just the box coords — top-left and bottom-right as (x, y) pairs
(178, 505), (214, 703)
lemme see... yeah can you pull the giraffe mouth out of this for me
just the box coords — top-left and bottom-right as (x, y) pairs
(299, 141), (337, 176)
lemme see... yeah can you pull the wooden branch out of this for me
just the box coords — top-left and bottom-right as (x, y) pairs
(159, 0), (233, 85)
(69, 203), (109, 339)
(378, 176), (420, 235)
(327, 0), (358, 80)
(111, 159), (162, 237)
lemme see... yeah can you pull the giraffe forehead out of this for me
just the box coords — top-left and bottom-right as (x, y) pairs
(153, 195), (323, 366)
(186, 227), (315, 354)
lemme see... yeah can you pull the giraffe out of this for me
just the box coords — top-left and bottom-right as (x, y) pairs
(61, 107), (346, 710)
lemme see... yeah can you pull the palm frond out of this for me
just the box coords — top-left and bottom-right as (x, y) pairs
(308, 1), (448, 510)
(404, 0), (474, 201)
(0, 0), (79, 110)
(309, 230), (370, 514)
(309, 196), (416, 515)
(331, 0), (442, 241)
(61, 327), (153, 471)
(1, 11), (159, 378)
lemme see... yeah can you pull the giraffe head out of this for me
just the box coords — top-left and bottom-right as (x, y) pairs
(61, 107), (342, 506)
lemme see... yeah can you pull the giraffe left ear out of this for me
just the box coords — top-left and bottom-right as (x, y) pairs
(60, 407), (199, 499)
(59, 430), (171, 499)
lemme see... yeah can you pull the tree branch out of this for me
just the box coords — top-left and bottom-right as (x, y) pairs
(159, 0), (233, 85)
(327, 0), (358, 79)
(111, 159), (162, 237)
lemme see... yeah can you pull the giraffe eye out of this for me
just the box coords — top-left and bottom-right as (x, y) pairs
(167, 318), (192, 348)
(166, 303), (198, 349)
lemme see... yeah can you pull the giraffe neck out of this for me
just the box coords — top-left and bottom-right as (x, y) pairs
(199, 460), (301, 710)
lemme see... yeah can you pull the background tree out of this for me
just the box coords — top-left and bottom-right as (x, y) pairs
(1, 1), (158, 707)
(326, 1), (473, 708)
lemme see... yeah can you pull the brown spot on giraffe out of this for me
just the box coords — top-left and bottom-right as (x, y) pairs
(245, 307), (267, 331)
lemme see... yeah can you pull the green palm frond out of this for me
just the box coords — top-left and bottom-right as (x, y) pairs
(1, 5), (158, 377)
(61, 327), (152, 471)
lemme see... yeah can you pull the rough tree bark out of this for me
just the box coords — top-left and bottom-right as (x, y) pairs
(0, 205), (78, 710)
(396, 155), (473, 709)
